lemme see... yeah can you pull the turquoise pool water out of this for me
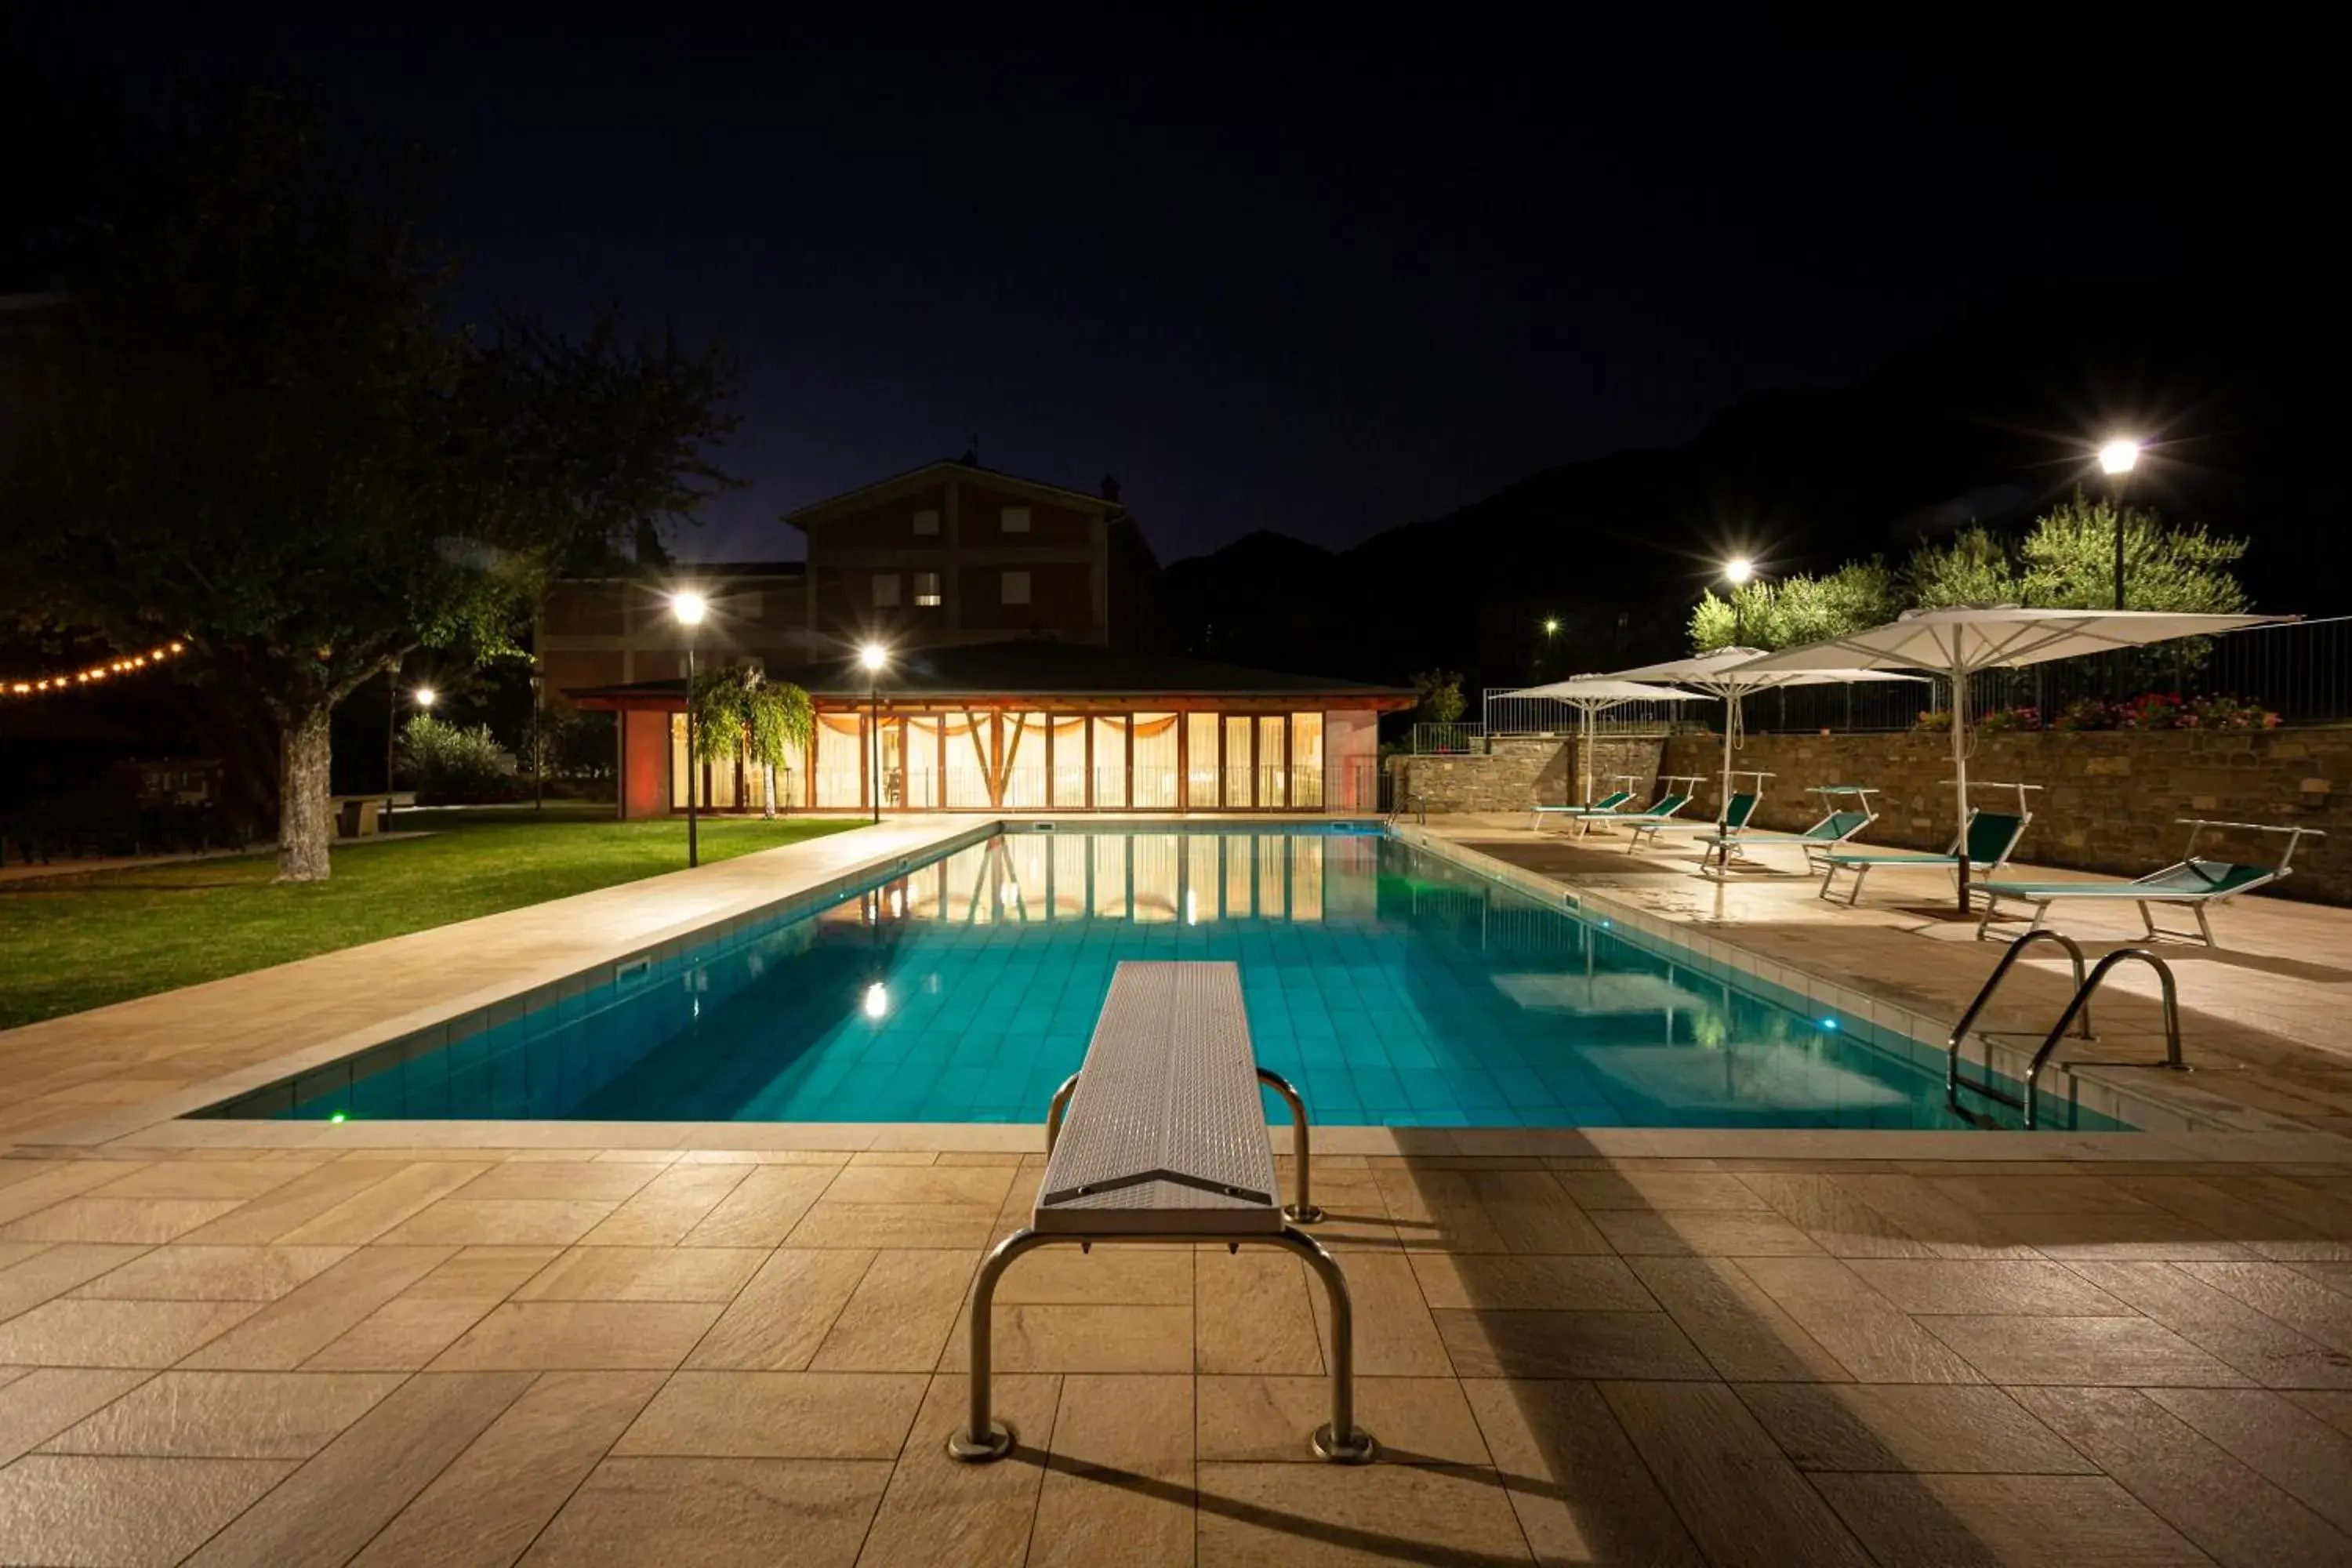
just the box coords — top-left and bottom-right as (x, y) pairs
(216, 827), (2124, 1131)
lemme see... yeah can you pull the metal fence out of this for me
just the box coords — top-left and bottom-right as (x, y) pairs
(1482, 616), (2352, 737)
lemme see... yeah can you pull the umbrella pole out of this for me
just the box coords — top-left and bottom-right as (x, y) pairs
(1718, 689), (1736, 872)
(1951, 648), (1970, 914)
(1580, 703), (1592, 807)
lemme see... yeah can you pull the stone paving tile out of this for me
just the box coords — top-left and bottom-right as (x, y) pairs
(183, 1370), (535, 1567)
(1030, 1374), (1194, 1568)
(0, 1453), (296, 1568)
(376, 1196), (617, 1247)
(1407, 1251), (1655, 1312)
(2175, 1260), (2352, 1356)
(1733, 1257), (1985, 1383)
(612, 1370), (928, 1459)
(2143, 1387), (2352, 1534)
(348, 1370), (664, 1568)
(1198, 1374), (1490, 1466)
(428, 1300), (724, 1370)
(89, 1160), (321, 1201)
(1433, 1308), (1712, 1381)
(0, 1196), (245, 1243)
(510, 1244), (766, 1302)
(0, 1297), (260, 1367)
(178, 1247), (452, 1370)
(1735, 1382), (2093, 1472)
(2015, 1385), (2352, 1567)
(941, 1301), (1197, 1375)
(68, 1245), (355, 1302)
(681, 1164), (840, 1247)
(858, 1372), (1060, 1566)
(0, 1367), (153, 1465)
(1627, 1255), (1854, 1384)
(1842, 1258), (2138, 1316)
(1, 1241), (154, 1319)
(42, 1368), (402, 1459)
(809, 1250), (973, 1371)
(1813, 1472), (2212, 1567)
(687, 1248), (872, 1371)
(1919, 1314), (2256, 1386)
(1463, 1377), (1703, 1565)
(1601, 1380), (1873, 1568)
(578, 1162), (753, 1246)
(444, 1159), (662, 1203)
(1195, 1459), (1532, 1566)
(1192, 1249), (1323, 1376)
(2063, 1259), (2352, 1388)
(1587, 1208), (1829, 1257)
(521, 1455), (893, 1567)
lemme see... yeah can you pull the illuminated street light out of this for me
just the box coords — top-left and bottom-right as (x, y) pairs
(673, 593), (706, 866)
(2099, 437), (2142, 616)
(859, 644), (889, 823)
(1542, 618), (1560, 636)
(413, 686), (437, 708)
(2098, 437), (2141, 476)
(1722, 557), (1755, 586)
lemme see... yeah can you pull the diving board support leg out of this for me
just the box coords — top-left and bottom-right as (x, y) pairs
(949, 1225), (1376, 1465)
(1256, 1066), (1323, 1224)
(1043, 1073), (1080, 1154)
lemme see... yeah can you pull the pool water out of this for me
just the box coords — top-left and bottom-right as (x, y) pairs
(230, 828), (2123, 1131)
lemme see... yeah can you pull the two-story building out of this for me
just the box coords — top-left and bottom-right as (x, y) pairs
(541, 458), (1409, 817)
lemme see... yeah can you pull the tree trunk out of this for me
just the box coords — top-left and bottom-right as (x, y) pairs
(275, 702), (335, 883)
(763, 762), (778, 819)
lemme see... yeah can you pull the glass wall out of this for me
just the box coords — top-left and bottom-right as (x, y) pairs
(1051, 715), (1087, 808)
(1185, 713), (1220, 809)
(1003, 712), (1048, 808)
(904, 716), (941, 808)
(1131, 713), (1177, 808)
(815, 713), (863, 808)
(678, 706), (1353, 814)
(1091, 716), (1127, 808)
(1290, 712), (1324, 808)
(1257, 715), (1287, 808)
(1223, 716), (1251, 807)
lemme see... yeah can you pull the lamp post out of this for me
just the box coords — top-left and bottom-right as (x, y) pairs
(859, 642), (888, 824)
(2099, 437), (2140, 610)
(528, 662), (545, 814)
(672, 592), (707, 867)
(384, 659), (401, 829)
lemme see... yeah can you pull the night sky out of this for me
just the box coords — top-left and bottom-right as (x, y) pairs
(39, 18), (2317, 566)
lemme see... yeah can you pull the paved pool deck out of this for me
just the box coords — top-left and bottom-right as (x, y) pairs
(5, 813), (2352, 1564)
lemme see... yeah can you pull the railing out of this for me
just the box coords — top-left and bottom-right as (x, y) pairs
(1948, 932), (2187, 1129)
(1485, 616), (2352, 736)
(1410, 722), (1481, 754)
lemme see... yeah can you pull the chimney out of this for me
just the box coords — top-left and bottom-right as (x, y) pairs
(1100, 473), (1122, 504)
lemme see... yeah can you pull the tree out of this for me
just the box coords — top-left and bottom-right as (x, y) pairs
(1689, 561), (1902, 652)
(690, 666), (815, 818)
(1410, 669), (1466, 726)
(0, 87), (741, 880)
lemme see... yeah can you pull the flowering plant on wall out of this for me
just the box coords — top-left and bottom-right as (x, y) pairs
(2048, 693), (2281, 731)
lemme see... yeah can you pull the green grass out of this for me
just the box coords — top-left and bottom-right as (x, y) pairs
(0, 806), (864, 1029)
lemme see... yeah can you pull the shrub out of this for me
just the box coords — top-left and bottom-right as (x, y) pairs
(395, 715), (519, 802)
(1975, 706), (2042, 734)
(1913, 710), (1953, 732)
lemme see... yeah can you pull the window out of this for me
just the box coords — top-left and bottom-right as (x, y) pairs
(1001, 506), (1031, 534)
(913, 571), (942, 607)
(1000, 569), (1031, 605)
(913, 507), (940, 536)
(872, 573), (900, 608)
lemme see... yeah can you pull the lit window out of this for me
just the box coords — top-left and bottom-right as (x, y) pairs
(872, 574), (900, 608)
(1001, 569), (1031, 605)
(913, 508), (940, 535)
(914, 571), (942, 607)
(1001, 506), (1031, 534)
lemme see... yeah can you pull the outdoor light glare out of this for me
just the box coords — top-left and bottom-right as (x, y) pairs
(2098, 438), (2141, 476)
(858, 642), (887, 672)
(1723, 557), (1755, 586)
(413, 686), (437, 708)
(1543, 618), (1560, 635)
(670, 590), (708, 626)
(862, 982), (889, 1019)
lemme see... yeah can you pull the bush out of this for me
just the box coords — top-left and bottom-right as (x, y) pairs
(1974, 706), (2042, 734)
(395, 715), (519, 802)
(2048, 693), (2279, 733)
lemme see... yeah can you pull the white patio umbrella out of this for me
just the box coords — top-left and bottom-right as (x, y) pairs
(1739, 605), (2292, 909)
(1602, 648), (1925, 859)
(1497, 676), (1711, 804)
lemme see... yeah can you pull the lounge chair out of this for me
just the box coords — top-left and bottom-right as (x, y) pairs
(1700, 785), (1881, 872)
(1596, 778), (1700, 848)
(1975, 818), (2325, 946)
(1817, 804), (2031, 907)
(1529, 788), (1632, 832)
(1632, 789), (1757, 853)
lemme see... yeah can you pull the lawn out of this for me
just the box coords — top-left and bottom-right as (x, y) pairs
(0, 806), (864, 1029)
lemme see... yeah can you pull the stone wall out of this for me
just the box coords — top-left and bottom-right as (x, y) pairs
(1657, 727), (2352, 905)
(1386, 736), (1665, 815)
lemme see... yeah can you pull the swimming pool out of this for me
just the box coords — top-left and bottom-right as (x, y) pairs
(202, 826), (2124, 1131)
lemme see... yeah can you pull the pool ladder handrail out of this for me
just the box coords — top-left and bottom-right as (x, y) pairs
(1947, 931), (2187, 1129)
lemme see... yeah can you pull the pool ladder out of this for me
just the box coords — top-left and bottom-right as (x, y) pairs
(1947, 930), (2187, 1129)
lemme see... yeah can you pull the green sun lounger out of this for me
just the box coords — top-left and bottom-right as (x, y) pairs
(1529, 789), (1632, 831)
(1603, 786), (1698, 848)
(1632, 789), (1756, 852)
(1699, 785), (1880, 872)
(1817, 807), (2030, 906)
(1976, 818), (2325, 946)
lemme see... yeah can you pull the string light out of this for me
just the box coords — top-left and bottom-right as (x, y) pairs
(4, 641), (189, 699)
